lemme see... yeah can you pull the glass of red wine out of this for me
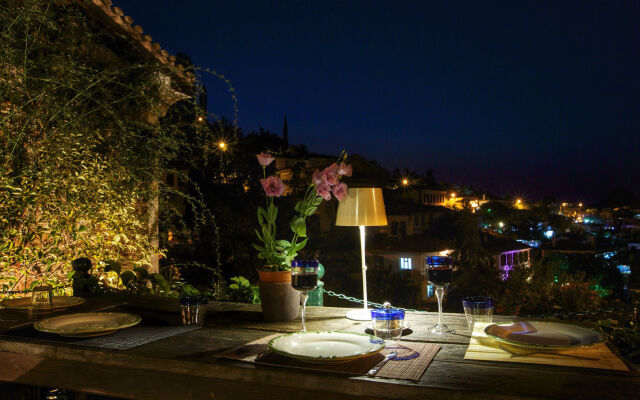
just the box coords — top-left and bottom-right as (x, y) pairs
(291, 260), (319, 332)
(426, 256), (455, 334)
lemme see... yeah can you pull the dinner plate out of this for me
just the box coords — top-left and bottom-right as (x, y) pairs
(1, 296), (85, 311)
(485, 321), (606, 349)
(34, 312), (141, 337)
(268, 331), (386, 362)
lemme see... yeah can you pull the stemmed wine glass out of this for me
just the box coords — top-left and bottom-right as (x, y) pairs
(426, 256), (455, 334)
(291, 260), (318, 332)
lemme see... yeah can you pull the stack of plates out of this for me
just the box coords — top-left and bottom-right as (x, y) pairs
(268, 331), (385, 362)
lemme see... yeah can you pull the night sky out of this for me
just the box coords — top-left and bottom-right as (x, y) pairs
(117, 1), (639, 203)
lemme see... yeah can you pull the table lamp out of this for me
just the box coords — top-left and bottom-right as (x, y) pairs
(335, 187), (387, 320)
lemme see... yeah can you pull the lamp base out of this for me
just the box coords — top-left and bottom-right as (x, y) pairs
(346, 308), (371, 321)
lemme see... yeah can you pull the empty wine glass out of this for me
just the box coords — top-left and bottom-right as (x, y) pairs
(291, 260), (318, 332)
(426, 256), (455, 334)
(28, 285), (54, 320)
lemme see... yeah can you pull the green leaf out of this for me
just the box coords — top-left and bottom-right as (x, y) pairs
(261, 225), (272, 242)
(304, 206), (317, 216)
(290, 217), (307, 237)
(275, 240), (292, 248)
(257, 206), (266, 225)
(255, 229), (264, 243)
(252, 243), (266, 252)
(312, 196), (323, 206)
(295, 238), (309, 251)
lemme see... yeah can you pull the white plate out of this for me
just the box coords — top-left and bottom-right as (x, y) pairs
(2, 296), (85, 311)
(268, 331), (385, 362)
(34, 312), (141, 337)
(485, 321), (606, 349)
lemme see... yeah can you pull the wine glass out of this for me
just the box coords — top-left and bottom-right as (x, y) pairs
(426, 256), (455, 334)
(28, 285), (54, 321)
(291, 260), (318, 332)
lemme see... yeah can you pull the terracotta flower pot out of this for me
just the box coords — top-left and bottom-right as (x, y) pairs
(257, 269), (292, 283)
(258, 269), (299, 322)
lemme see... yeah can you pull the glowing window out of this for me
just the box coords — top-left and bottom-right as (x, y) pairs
(400, 257), (412, 270)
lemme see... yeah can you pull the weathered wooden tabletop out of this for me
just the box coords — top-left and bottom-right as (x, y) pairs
(0, 296), (637, 400)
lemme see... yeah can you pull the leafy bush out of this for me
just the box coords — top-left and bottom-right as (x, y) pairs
(0, 1), (218, 296)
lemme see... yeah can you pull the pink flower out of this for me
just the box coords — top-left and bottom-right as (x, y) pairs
(316, 181), (332, 201)
(256, 153), (275, 167)
(260, 176), (285, 197)
(332, 182), (348, 201)
(337, 163), (352, 177)
(324, 163), (339, 185)
(312, 169), (326, 186)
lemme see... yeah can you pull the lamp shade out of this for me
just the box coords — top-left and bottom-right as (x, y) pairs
(335, 187), (387, 227)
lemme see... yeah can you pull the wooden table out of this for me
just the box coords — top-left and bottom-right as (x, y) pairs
(0, 296), (638, 400)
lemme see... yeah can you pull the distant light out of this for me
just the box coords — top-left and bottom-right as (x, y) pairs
(402, 178), (409, 186)
(544, 229), (554, 239)
(562, 202), (567, 206)
(451, 193), (456, 198)
(578, 203), (583, 207)
(197, 116), (204, 122)
(498, 222), (504, 228)
(617, 265), (631, 276)
(516, 199), (522, 204)
(218, 141), (227, 150)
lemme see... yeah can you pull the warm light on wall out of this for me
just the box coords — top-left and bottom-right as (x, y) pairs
(438, 249), (454, 256)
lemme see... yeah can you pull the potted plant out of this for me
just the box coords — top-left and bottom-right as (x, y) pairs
(253, 151), (351, 321)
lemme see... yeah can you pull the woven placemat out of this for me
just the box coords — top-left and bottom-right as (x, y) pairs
(76, 325), (201, 350)
(377, 342), (441, 381)
(217, 333), (440, 381)
(3, 324), (201, 350)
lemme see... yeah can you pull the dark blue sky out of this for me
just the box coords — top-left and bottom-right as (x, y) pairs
(117, 1), (639, 202)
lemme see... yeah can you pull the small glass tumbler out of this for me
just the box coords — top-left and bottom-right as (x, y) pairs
(28, 285), (54, 320)
(180, 297), (207, 326)
(462, 296), (493, 331)
(371, 308), (405, 343)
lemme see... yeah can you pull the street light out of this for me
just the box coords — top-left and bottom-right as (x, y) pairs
(402, 178), (409, 186)
(218, 141), (227, 150)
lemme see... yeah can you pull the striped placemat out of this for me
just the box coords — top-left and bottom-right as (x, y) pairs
(75, 325), (201, 350)
(376, 342), (441, 381)
(464, 322), (628, 371)
(217, 333), (440, 381)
